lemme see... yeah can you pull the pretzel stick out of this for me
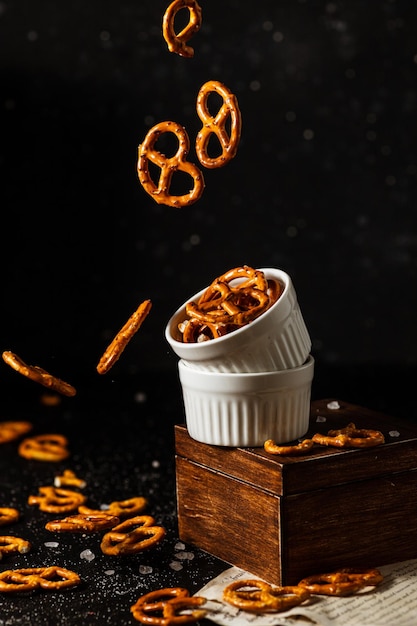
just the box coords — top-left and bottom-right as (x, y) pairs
(97, 299), (152, 375)
(2, 351), (76, 397)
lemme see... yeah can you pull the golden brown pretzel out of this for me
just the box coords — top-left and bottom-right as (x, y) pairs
(45, 512), (120, 533)
(298, 567), (383, 596)
(97, 299), (152, 375)
(79, 496), (148, 519)
(28, 486), (86, 514)
(0, 507), (20, 527)
(2, 351), (76, 397)
(0, 536), (31, 557)
(131, 587), (206, 625)
(0, 420), (33, 444)
(195, 80), (242, 169)
(18, 433), (70, 462)
(312, 422), (385, 448)
(0, 566), (80, 593)
(162, 0), (202, 58)
(223, 579), (310, 613)
(54, 469), (86, 489)
(264, 439), (314, 456)
(100, 515), (166, 556)
(138, 121), (205, 208)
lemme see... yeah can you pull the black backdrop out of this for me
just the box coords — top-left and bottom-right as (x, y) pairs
(1, 0), (416, 410)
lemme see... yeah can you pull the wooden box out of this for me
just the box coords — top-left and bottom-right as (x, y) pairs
(175, 399), (417, 585)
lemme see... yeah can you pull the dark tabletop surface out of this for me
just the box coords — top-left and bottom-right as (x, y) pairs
(1, 361), (416, 625)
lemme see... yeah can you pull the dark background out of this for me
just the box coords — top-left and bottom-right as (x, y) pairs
(1, 0), (416, 415)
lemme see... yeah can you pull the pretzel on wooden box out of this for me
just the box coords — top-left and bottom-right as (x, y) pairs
(298, 567), (383, 596)
(0, 566), (80, 593)
(162, 0), (202, 58)
(28, 486), (86, 514)
(131, 587), (207, 625)
(312, 422), (385, 449)
(0, 536), (31, 558)
(2, 351), (76, 397)
(0, 507), (20, 527)
(223, 579), (310, 613)
(195, 80), (242, 169)
(97, 299), (152, 375)
(264, 438), (314, 456)
(100, 515), (166, 556)
(19, 433), (70, 462)
(0, 421), (33, 444)
(138, 121), (205, 208)
(45, 512), (120, 533)
(79, 496), (147, 519)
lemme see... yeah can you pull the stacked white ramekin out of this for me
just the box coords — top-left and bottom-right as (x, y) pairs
(165, 268), (314, 447)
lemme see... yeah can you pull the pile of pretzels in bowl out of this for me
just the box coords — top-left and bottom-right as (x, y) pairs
(165, 265), (314, 447)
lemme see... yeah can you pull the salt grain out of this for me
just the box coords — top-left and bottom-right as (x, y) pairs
(104, 570), (115, 576)
(327, 401), (340, 410)
(139, 565), (153, 574)
(175, 541), (186, 551)
(175, 551), (195, 561)
(169, 561), (183, 571)
(44, 541), (59, 548)
(80, 549), (96, 561)
(316, 415), (327, 423)
(389, 430), (400, 438)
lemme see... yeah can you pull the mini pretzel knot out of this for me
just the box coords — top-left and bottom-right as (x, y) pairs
(223, 579), (310, 613)
(162, 0), (202, 58)
(312, 422), (385, 448)
(0, 566), (80, 593)
(131, 587), (207, 625)
(28, 486), (86, 514)
(298, 568), (384, 596)
(100, 515), (166, 556)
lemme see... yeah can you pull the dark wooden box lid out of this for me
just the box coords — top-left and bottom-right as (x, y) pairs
(175, 398), (417, 496)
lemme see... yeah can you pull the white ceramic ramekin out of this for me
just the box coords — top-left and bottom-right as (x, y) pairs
(165, 268), (311, 373)
(178, 356), (314, 447)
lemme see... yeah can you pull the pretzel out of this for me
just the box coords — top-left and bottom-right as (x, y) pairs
(100, 515), (166, 556)
(180, 266), (280, 342)
(18, 433), (70, 462)
(54, 469), (86, 489)
(0, 566), (80, 593)
(195, 80), (242, 169)
(97, 299), (152, 375)
(131, 587), (207, 625)
(79, 496), (148, 519)
(2, 351), (76, 397)
(312, 422), (385, 448)
(28, 486), (86, 514)
(162, 0), (202, 58)
(138, 121), (205, 207)
(298, 568), (383, 596)
(0, 507), (20, 527)
(223, 579), (310, 613)
(45, 512), (120, 533)
(0, 420), (33, 444)
(0, 536), (31, 558)
(264, 439), (314, 456)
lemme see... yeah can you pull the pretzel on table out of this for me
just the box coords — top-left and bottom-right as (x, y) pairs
(131, 587), (207, 625)
(0, 566), (80, 593)
(54, 469), (86, 489)
(28, 486), (86, 514)
(162, 0), (202, 58)
(2, 351), (76, 397)
(97, 299), (152, 375)
(100, 515), (166, 556)
(79, 496), (147, 519)
(0, 420), (33, 444)
(45, 512), (120, 533)
(138, 122), (205, 208)
(0, 536), (31, 558)
(19, 433), (70, 462)
(195, 80), (242, 169)
(0, 507), (20, 527)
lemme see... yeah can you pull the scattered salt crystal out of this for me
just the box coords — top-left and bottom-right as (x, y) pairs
(389, 430), (400, 438)
(169, 561), (183, 571)
(80, 549), (95, 561)
(327, 401), (340, 410)
(100, 504), (110, 511)
(104, 570), (115, 576)
(175, 541), (186, 551)
(316, 415), (327, 423)
(139, 565), (153, 574)
(44, 541), (59, 548)
(175, 551), (195, 561)
(134, 391), (147, 404)
(152, 460), (160, 469)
